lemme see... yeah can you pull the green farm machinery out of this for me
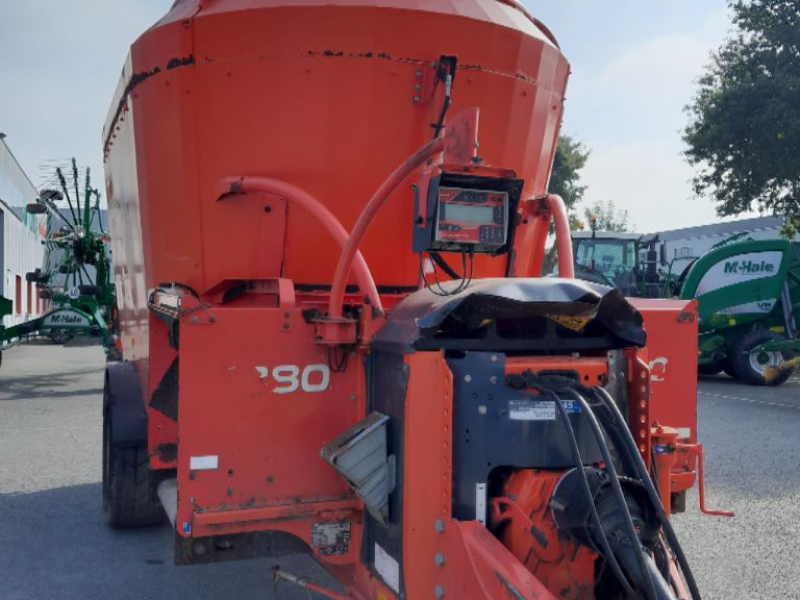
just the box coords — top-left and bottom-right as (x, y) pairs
(686, 238), (800, 385)
(572, 231), (800, 386)
(0, 159), (117, 362)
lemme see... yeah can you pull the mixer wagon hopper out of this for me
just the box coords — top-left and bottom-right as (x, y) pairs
(102, 1), (728, 598)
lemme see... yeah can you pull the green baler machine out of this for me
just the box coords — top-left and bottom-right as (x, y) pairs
(682, 239), (800, 385)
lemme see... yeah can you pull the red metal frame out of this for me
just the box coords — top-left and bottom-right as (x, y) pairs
(102, 2), (708, 598)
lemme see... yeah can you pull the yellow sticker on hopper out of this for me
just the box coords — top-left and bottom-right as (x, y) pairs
(546, 315), (591, 332)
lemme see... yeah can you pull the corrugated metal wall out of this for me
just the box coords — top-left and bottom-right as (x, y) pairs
(0, 139), (45, 327)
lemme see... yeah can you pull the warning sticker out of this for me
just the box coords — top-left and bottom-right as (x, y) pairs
(508, 399), (580, 420)
(311, 520), (351, 556)
(545, 314), (591, 332)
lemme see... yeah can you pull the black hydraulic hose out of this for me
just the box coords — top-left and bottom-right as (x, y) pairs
(591, 386), (702, 600)
(647, 556), (682, 600)
(528, 383), (638, 599)
(559, 386), (659, 600)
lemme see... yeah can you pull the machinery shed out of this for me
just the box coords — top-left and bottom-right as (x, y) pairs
(0, 136), (45, 327)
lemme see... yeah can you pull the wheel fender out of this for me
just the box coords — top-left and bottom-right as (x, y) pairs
(105, 361), (148, 445)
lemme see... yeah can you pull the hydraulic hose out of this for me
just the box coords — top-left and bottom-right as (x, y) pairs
(548, 381), (659, 600)
(221, 176), (383, 314)
(528, 382), (637, 598)
(591, 386), (702, 600)
(329, 136), (445, 319)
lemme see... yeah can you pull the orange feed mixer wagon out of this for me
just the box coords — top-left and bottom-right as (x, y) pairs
(102, 1), (727, 598)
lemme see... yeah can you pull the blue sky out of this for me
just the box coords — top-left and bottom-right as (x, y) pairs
(0, 1), (734, 232)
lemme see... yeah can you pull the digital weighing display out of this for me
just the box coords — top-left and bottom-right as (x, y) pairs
(434, 187), (509, 250)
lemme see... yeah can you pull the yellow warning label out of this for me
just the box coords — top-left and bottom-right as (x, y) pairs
(546, 315), (591, 332)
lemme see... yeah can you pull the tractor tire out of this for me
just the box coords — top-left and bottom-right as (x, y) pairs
(730, 329), (794, 386)
(102, 384), (163, 529)
(722, 359), (738, 379)
(50, 329), (74, 345)
(698, 362), (723, 376)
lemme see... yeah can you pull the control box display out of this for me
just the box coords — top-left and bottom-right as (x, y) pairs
(412, 172), (523, 256)
(433, 187), (509, 252)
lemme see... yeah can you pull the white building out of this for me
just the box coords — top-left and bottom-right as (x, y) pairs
(0, 136), (45, 327)
(649, 215), (789, 276)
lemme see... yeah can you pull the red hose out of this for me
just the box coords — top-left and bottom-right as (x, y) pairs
(328, 137), (446, 318)
(224, 176), (382, 313)
(546, 194), (574, 279)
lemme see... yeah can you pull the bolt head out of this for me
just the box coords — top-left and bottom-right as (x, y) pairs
(489, 375), (497, 384)
(435, 518), (445, 533)
(464, 374), (472, 383)
(435, 552), (445, 567)
(478, 405), (488, 415)
(434, 585), (445, 599)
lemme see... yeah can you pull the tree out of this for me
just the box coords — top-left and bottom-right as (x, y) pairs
(684, 0), (800, 235)
(549, 135), (590, 212)
(583, 200), (631, 232)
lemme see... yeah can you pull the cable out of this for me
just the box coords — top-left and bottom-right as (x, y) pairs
(591, 386), (702, 600)
(559, 385), (659, 600)
(419, 248), (474, 297)
(431, 57), (457, 139)
(523, 379), (638, 598)
(428, 251), (461, 280)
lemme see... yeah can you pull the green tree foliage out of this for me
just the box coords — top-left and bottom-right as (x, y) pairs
(584, 200), (631, 232)
(550, 135), (590, 211)
(684, 0), (800, 235)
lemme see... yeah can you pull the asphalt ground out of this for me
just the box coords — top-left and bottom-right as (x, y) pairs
(1, 344), (798, 599)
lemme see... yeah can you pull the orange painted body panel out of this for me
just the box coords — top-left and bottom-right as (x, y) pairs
(176, 290), (362, 545)
(631, 298), (699, 493)
(401, 352), (454, 599)
(103, 2), (704, 598)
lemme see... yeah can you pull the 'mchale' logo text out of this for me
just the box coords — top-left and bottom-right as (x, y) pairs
(50, 314), (83, 324)
(723, 260), (775, 275)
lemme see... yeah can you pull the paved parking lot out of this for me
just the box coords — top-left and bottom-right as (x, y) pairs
(1, 344), (798, 599)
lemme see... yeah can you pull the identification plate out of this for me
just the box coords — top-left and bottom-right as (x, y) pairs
(508, 399), (580, 421)
(508, 399), (556, 421)
(311, 520), (351, 556)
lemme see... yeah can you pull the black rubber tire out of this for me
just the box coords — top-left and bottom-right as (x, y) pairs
(722, 359), (738, 379)
(102, 388), (163, 529)
(698, 361), (723, 376)
(730, 329), (794, 387)
(49, 329), (74, 345)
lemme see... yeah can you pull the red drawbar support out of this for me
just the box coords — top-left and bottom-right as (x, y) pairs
(680, 443), (734, 517)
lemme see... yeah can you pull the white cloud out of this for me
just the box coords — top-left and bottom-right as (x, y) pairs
(578, 138), (726, 233)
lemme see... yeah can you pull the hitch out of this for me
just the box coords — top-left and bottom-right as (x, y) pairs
(678, 443), (734, 518)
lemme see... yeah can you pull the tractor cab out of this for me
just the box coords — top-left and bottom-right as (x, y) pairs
(572, 231), (642, 295)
